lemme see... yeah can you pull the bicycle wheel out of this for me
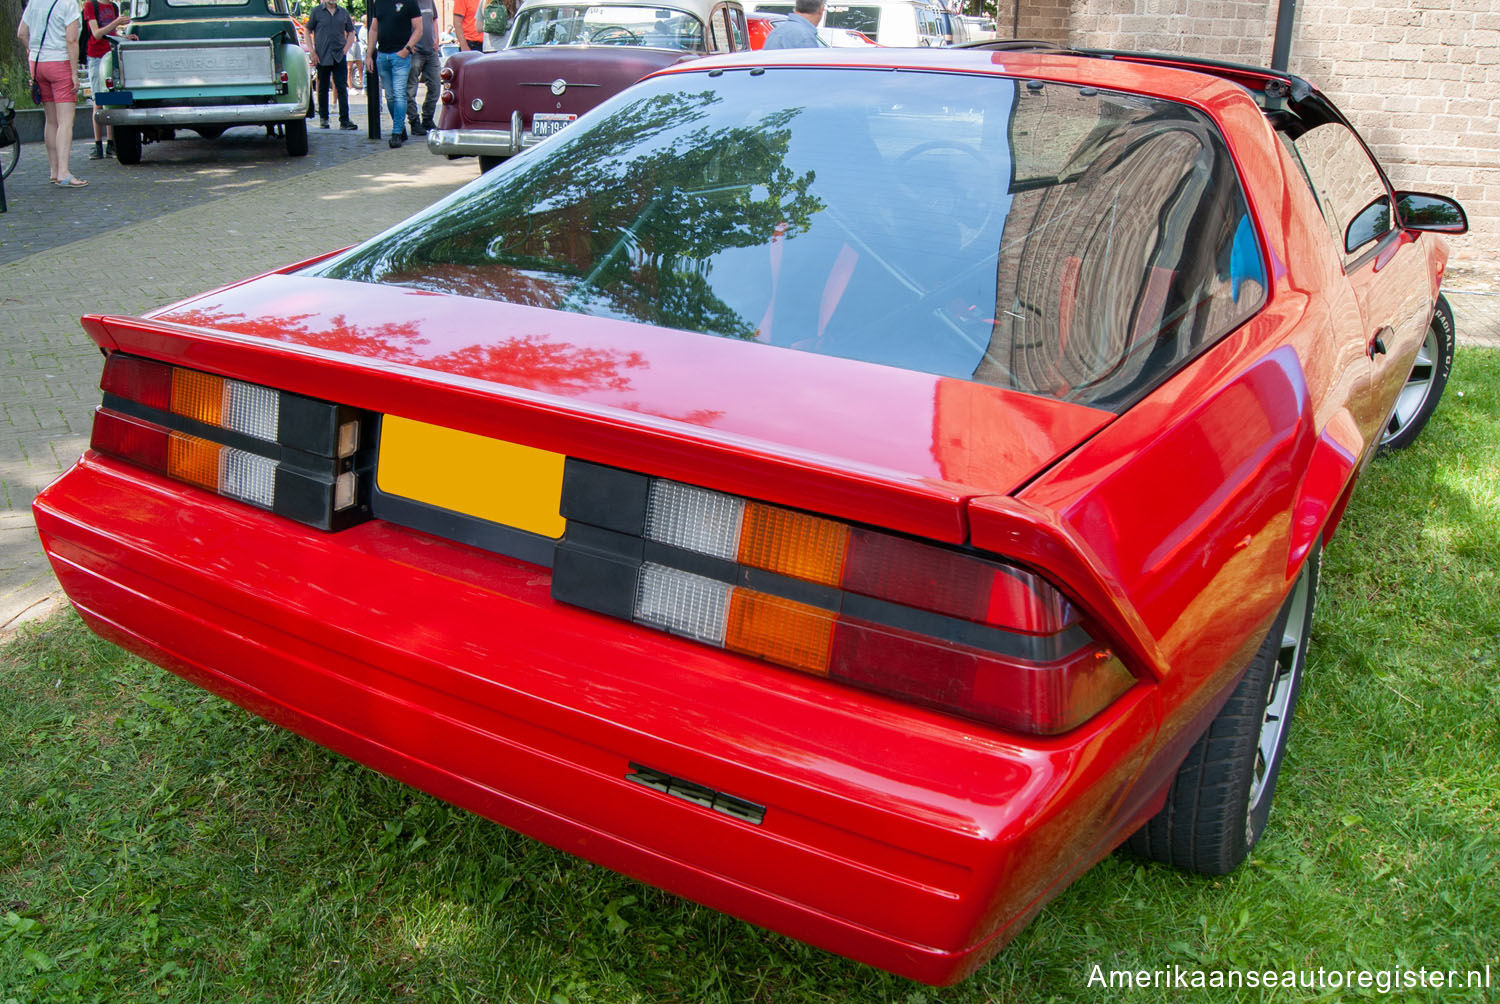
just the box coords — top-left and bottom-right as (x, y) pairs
(0, 133), (18, 180)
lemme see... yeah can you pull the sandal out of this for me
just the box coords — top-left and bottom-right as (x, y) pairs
(56, 176), (89, 188)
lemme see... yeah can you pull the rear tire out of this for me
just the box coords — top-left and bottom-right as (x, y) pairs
(114, 126), (142, 164)
(1126, 549), (1319, 874)
(1, 132), (18, 180)
(1379, 295), (1454, 452)
(478, 155), (505, 173)
(285, 117), (309, 157)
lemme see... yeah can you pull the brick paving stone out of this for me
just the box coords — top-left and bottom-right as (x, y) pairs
(1, 139), (475, 631)
(0, 102), (398, 266)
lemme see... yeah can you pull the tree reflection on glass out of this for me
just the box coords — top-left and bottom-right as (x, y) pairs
(329, 87), (822, 340)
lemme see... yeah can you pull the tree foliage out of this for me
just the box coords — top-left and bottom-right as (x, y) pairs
(3, 0), (29, 104)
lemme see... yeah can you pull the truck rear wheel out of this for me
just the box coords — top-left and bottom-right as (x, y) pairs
(285, 117), (308, 157)
(115, 127), (142, 165)
(286, 117), (310, 156)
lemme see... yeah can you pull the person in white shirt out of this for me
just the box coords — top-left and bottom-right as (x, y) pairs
(18, 0), (87, 186)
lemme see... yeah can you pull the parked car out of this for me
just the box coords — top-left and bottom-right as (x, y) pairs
(94, 0), (312, 162)
(36, 46), (1464, 985)
(746, 9), (877, 47)
(958, 13), (996, 40)
(428, 0), (750, 172)
(750, 0), (943, 45)
(818, 24), (879, 45)
(744, 8), (785, 46)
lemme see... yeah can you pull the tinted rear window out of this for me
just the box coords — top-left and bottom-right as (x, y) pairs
(312, 68), (1264, 410)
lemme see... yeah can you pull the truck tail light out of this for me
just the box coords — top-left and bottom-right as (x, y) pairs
(553, 461), (1136, 735)
(91, 353), (373, 530)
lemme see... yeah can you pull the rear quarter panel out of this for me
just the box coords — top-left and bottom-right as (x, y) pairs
(988, 76), (1414, 789)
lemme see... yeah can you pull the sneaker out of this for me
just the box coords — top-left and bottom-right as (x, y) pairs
(104, 141), (114, 157)
(89, 145), (104, 160)
(388, 131), (405, 148)
(408, 122), (426, 136)
(421, 118), (436, 131)
(320, 119), (331, 129)
(340, 121), (358, 130)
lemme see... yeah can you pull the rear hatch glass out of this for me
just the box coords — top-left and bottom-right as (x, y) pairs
(311, 67), (1265, 411)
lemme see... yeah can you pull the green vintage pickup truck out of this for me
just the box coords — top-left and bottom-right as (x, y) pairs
(95, 0), (313, 163)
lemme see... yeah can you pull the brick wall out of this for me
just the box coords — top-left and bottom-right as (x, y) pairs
(1066, 0), (1278, 62)
(1287, 0), (1499, 260)
(1015, 0), (1072, 41)
(1030, 0), (1498, 259)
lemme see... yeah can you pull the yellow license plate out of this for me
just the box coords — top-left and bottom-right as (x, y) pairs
(376, 416), (566, 539)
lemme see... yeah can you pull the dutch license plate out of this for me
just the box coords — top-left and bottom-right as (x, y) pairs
(376, 416), (566, 539)
(532, 113), (577, 139)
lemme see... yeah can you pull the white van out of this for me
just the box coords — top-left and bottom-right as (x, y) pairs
(750, 0), (945, 46)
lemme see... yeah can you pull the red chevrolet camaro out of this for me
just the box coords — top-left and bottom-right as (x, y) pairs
(35, 46), (1465, 984)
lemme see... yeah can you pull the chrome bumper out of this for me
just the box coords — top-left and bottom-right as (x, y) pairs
(426, 110), (541, 158)
(102, 100), (307, 127)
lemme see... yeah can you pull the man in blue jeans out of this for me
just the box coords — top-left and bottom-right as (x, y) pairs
(366, 0), (422, 147)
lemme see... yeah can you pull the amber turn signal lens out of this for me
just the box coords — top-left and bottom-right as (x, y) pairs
(726, 590), (835, 675)
(167, 432), (221, 492)
(171, 369), (225, 428)
(738, 502), (849, 587)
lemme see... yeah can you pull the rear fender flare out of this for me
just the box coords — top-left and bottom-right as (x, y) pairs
(1288, 407), (1360, 574)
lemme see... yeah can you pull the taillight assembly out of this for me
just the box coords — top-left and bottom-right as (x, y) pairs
(553, 462), (1137, 735)
(91, 353), (374, 531)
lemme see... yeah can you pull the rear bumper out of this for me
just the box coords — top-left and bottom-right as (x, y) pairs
(34, 452), (1162, 984)
(102, 100), (308, 127)
(427, 112), (539, 158)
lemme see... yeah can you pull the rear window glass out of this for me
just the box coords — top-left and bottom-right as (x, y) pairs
(311, 68), (1265, 410)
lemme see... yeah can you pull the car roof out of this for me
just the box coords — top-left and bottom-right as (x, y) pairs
(658, 46), (1263, 113)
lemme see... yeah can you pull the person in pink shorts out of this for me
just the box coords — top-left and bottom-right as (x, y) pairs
(18, 0), (88, 187)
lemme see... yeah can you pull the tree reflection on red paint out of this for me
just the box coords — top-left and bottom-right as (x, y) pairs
(428, 334), (645, 393)
(160, 297), (648, 396)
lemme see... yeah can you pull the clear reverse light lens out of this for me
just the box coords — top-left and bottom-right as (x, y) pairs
(223, 381), (279, 441)
(220, 448), (277, 507)
(636, 563), (730, 645)
(645, 481), (743, 561)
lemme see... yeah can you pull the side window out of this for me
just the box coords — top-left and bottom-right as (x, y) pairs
(709, 5), (730, 50)
(921, 7), (940, 41)
(728, 7), (748, 49)
(1284, 123), (1392, 265)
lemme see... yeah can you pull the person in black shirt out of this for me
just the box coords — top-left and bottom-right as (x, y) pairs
(307, 0), (358, 129)
(366, 0), (422, 147)
(403, 0), (440, 136)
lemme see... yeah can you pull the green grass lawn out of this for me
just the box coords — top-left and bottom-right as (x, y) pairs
(3, 350), (1498, 1004)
